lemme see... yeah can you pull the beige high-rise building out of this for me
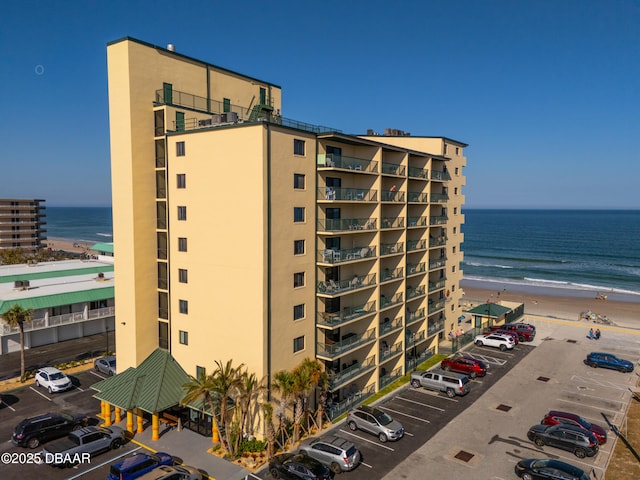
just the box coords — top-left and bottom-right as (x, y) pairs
(108, 37), (467, 419)
(0, 199), (46, 252)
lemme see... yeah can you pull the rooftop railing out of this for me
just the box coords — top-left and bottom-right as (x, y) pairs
(1, 307), (115, 336)
(317, 301), (376, 328)
(317, 328), (376, 358)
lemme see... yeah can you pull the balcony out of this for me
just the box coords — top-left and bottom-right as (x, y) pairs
(381, 267), (403, 283)
(317, 273), (376, 296)
(431, 170), (452, 181)
(317, 328), (376, 359)
(320, 154), (378, 173)
(428, 299), (446, 314)
(327, 383), (375, 419)
(428, 279), (446, 292)
(318, 218), (377, 233)
(380, 317), (403, 336)
(408, 166), (429, 179)
(407, 216), (428, 227)
(430, 215), (448, 225)
(380, 367), (403, 389)
(379, 342), (403, 362)
(406, 347), (435, 371)
(328, 356), (376, 390)
(382, 163), (406, 176)
(429, 236), (447, 248)
(317, 301), (376, 328)
(428, 259), (446, 270)
(407, 192), (428, 203)
(428, 319), (445, 337)
(407, 330), (426, 345)
(381, 191), (405, 202)
(0, 307), (115, 336)
(407, 239), (427, 252)
(430, 193), (449, 203)
(407, 262), (426, 276)
(380, 242), (404, 256)
(319, 246), (376, 264)
(406, 308), (426, 325)
(406, 285), (426, 300)
(380, 292), (403, 309)
(319, 187), (377, 202)
(381, 217), (405, 229)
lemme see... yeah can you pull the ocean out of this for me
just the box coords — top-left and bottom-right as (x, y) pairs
(461, 209), (640, 302)
(43, 207), (640, 302)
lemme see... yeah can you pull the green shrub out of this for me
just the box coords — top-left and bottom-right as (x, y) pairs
(238, 438), (267, 454)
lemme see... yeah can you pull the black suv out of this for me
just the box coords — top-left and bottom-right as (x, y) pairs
(12, 412), (88, 448)
(526, 423), (599, 458)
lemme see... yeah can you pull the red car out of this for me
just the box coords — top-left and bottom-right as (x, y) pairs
(440, 353), (488, 378)
(483, 329), (519, 344)
(541, 410), (607, 445)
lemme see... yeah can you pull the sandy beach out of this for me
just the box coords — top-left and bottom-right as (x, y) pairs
(43, 237), (96, 254)
(461, 283), (640, 329)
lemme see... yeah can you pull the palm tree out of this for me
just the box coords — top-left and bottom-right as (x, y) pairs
(298, 358), (329, 431)
(211, 359), (244, 456)
(262, 403), (276, 459)
(291, 358), (328, 442)
(2, 305), (33, 382)
(181, 371), (227, 455)
(271, 370), (295, 429)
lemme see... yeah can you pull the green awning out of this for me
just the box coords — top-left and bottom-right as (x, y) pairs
(466, 303), (511, 318)
(90, 243), (114, 254)
(0, 287), (114, 315)
(91, 348), (191, 414)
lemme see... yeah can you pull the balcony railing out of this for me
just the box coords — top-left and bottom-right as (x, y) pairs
(429, 259), (446, 270)
(380, 292), (403, 309)
(317, 301), (376, 328)
(321, 154), (378, 173)
(318, 218), (377, 232)
(319, 246), (376, 264)
(381, 267), (403, 282)
(382, 163), (406, 176)
(430, 215), (448, 225)
(407, 239), (427, 251)
(408, 166), (429, 179)
(429, 236), (447, 247)
(407, 216), (428, 227)
(431, 170), (451, 181)
(407, 330), (426, 345)
(380, 317), (403, 336)
(430, 193), (449, 203)
(317, 273), (377, 295)
(408, 192), (428, 203)
(329, 355), (376, 390)
(428, 299), (446, 314)
(380, 342), (403, 361)
(381, 217), (405, 229)
(406, 285), (426, 300)
(428, 279), (446, 292)
(428, 319), (445, 337)
(317, 328), (376, 358)
(319, 187), (377, 202)
(381, 191), (405, 202)
(327, 383), (375, 419)
(407, 262), (426, 276)
(380, 242), (404, 256)
(1, 307), (115, 336)
(380, 367), (403, 389)
(406, 347), (435, 371)
(406, 308), (426, 325)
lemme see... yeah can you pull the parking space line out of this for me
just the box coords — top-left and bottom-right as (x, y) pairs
(74, 385), (85, 392)
(29, 386), (52, 401)
(560, 389), (625, 406)
(378, 405), (431, 423)
(0, 399), (16, 411)
(360, 461), (372, 468)
(465, 353), (508, 366)
(472, 346), (515, 356)
(410, 388), (459, 402)
(90, 370), (106, 380)
(556, 398), (621, 415)
(571, 375), (634, 391)
(65, 446), (141, 480)
(404, 431), (414, 437)
(395, 396), (445, 412)
(338, 429), (395, 451)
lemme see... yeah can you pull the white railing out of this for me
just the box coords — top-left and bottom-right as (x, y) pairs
(0, 306), (114, 335)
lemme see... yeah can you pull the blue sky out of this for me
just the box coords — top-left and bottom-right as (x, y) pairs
(1, 0), (638, 208)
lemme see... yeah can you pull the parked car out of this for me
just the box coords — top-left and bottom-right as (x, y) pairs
(12, 412), (88, 449)
(483, 329), (519, 344)
(410, 369), (471, 397)
(137, 465), (202, 480)
(42, 425), (125, 467)
(526, 424), (599, 458)
(541, 410), (607, 444)
(107, 451), (173, 480)
(298, 435), (360, 473)
(584, 352), (634, 372)
(268, 452), (333, 480)
(440, 353), (488, 378)
(346, 405), (404, 442)
(94, 356), (117, 376)
(474, 333), (515, 351)
(34, 367), (72, 393)
(514, 458), (590, 480)
(490, 323), (536, 342)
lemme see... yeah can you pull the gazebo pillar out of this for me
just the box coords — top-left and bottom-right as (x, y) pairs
(99, 401), (106, 420)
(151, 413), (159, 440)
(103, 403), (112, 426)
(126, 410), (134, 433)
(136, 410), (144, 433)
(115, 407), (122, 423)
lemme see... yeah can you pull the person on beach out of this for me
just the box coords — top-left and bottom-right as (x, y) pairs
(595, 328), (601, 340)
(588, 328), (595, 340)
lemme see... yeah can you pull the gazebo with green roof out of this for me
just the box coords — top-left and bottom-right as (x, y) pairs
(466, 302), (512, 329)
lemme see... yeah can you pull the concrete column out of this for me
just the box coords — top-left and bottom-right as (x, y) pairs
(115, 407), (122, 423)
(99, 401), (106, 420)
(151, 413), (159, 441)
(137, 411), (144, 433)
(126, 410), (134, 433)
(103, 403), (112, 426)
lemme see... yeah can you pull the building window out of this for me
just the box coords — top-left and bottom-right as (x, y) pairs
(179, 300), (188, 314)
(293, 335), (305, 353)
(176, 141), (185, 156)
(223, 98), (231, 112)
(293, 304), (305, 320)
(158, 321), (169, 349)
(293, 207), (305, 223)
(454, 187), (458, 195)
(294, 139), (305, 155)
(294, 240), (305, 255)
(293, 173), (305, 189)
(179, 331), (188, 345)
(452, 246), (456, 253)
(443, 144), (448, 155)
(453, 207), (457, 215)
(179, 268), (188, 283)
(453, 227), (457, 234)
(455, 167), (459, 175)
(178, 237), (187, 252)
(177, 174), (186, 189)
(452, 265), (456, 273)
(293, 272), (305, 288)
(196, 366), (206, 379)
(456, 147), (460, 155)
(178, 206), (187, 221)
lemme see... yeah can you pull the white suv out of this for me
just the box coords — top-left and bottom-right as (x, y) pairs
(34, 367), (72, 393)
(474, 333), (515, 351)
